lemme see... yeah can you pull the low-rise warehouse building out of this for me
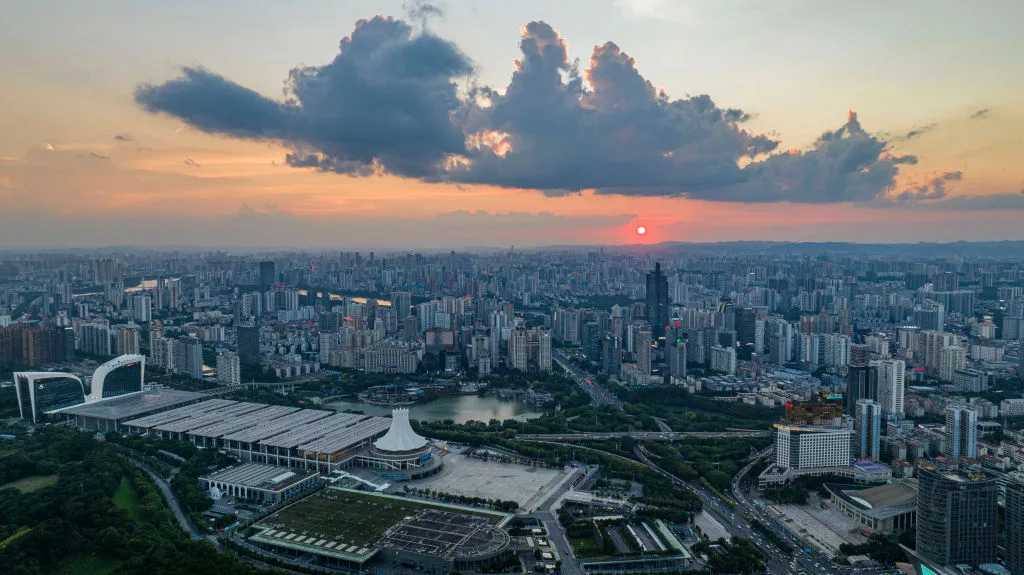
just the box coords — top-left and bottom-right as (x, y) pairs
(121, 400), (392, 475)
(200, 463), (319, 504)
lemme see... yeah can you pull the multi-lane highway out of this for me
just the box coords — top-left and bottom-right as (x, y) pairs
(553, 349), (620, 408)
(519, 431), (769, 441)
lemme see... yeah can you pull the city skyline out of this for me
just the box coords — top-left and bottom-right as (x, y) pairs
(2, 0), (1024, 248)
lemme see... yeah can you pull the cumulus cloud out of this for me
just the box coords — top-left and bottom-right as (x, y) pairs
(136, 16), (472, 179)
(892, 171), (963, 202)
(135, 15), (964, 206)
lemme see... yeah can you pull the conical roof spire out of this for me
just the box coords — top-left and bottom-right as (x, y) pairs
(373, 408), (428, 452)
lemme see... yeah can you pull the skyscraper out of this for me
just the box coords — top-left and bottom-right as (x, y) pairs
(1006, 478), (1024, 575)
(390, 291), (412, 321)
(668, 341), (687, 378)
(259, 261), (276, 286)
(854, 399), (881, 461)
(916, 464), (998, 568)
(217, 350), (241, 386)
(845, 363), (878, 415)
(645, 262), (669, 340)
(944, 405), (978, 460)
(636, 330), (652, 375)
(601, 333), (621, 376)
(237, 323), (260, 366)
(874, 359), (905, 419)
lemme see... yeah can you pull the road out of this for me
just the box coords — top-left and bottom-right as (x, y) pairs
(553, 349), (620, 409)
(526, 467), (584, 575)
(120, 454), (198, 536)
(519, 430), (769, 441)
(728, 448), (898, 575)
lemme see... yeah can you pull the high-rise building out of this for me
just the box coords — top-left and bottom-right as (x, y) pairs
(774, 425), (853, 470)
(116, 324), (140, 355)
(237, 324), (260, 366)
(874, 359), (905, 419)
(710, 344), (736, 375)
(944, 406), (978, 460)
(916, 464), (998, 568)
(390, 292), (412, 322)
(636, 330), (652, 375)
(131, 294), (152, 323)
(259, 261), (276, 286)
(845, 363), (878, 415)
(1006, 478), (1024, 575)
(854, 399), (881, 461)
(645, 262), (669, 340)
(217, 350), (241, 386)
(77, 322), (112, 356)
(938, 345), (967, 382)
(668, 341), (687, 379)
(601, 333), (621, 376)
(149, 337), (174, 370)
(174, 337), (203, 380)
(735, 307), (757, 355)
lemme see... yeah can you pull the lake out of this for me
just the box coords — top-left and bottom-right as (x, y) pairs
(325, 394), (543, 424)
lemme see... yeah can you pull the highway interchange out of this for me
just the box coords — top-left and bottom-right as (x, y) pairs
(546, 349), (902, 575)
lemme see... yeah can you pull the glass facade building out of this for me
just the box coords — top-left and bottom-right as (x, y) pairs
(88, 354), (145, 400)
(14, 372), (86, 423)
(916, 465), (997, 568)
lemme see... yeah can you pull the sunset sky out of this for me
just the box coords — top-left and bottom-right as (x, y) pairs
(2, 0), (1023, 248)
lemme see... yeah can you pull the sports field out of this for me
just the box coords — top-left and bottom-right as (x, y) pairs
(254, 488), (501, 550)
(2, 475), (57, 493)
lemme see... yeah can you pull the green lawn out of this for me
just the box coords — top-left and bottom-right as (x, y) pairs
(256, 487), (503, 549)
(45, 554), (122, 575)
(113, 476), (142, 521)
(2, 475), (57, 493)
(569, 536), (604, 558)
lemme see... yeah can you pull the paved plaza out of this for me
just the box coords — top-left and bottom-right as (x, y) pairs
(774, 495), (866, 555)
(414, 453), (572, 510)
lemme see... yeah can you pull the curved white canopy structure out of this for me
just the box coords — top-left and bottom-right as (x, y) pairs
(13, 372), (86, 423)
(89, 354), (145, 400)
(373, 408), (427, 452)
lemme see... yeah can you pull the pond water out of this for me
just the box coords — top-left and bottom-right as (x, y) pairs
(325, 394), (543, 424)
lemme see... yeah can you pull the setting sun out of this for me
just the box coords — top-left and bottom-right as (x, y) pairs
(637, 226), (646, 235)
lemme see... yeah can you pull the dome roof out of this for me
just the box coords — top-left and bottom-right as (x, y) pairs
(373, 408), (428, 452)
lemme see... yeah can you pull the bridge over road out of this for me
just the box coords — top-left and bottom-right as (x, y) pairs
(517, 430), (769, 441)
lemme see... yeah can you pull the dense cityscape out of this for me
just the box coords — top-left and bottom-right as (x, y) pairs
(4, 1), (1024, 574)
(1, 245), (1022, 575)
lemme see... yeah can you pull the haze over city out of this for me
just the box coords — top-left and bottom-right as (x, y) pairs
(2, 0), (1024, 248)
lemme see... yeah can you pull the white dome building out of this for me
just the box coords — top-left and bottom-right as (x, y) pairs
(357, 408), (443, 480)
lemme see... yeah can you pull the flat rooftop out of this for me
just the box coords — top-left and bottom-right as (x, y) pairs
(251, 487), (507, 563)
(201, 463), (318, 492)
(57, 389), (205, 420)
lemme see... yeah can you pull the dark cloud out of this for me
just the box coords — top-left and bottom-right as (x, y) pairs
(89, 152), (109, 160)
(183, 158), (201, 168)
(902, 122), (937, 139)
(136, 16), (472, 179)
(403, 0), (444, 24)
(970, 108), (989, 120)
(891, 171), (962, 202)
(114, 134), (133, 141)
(134, 16), (950, 205)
